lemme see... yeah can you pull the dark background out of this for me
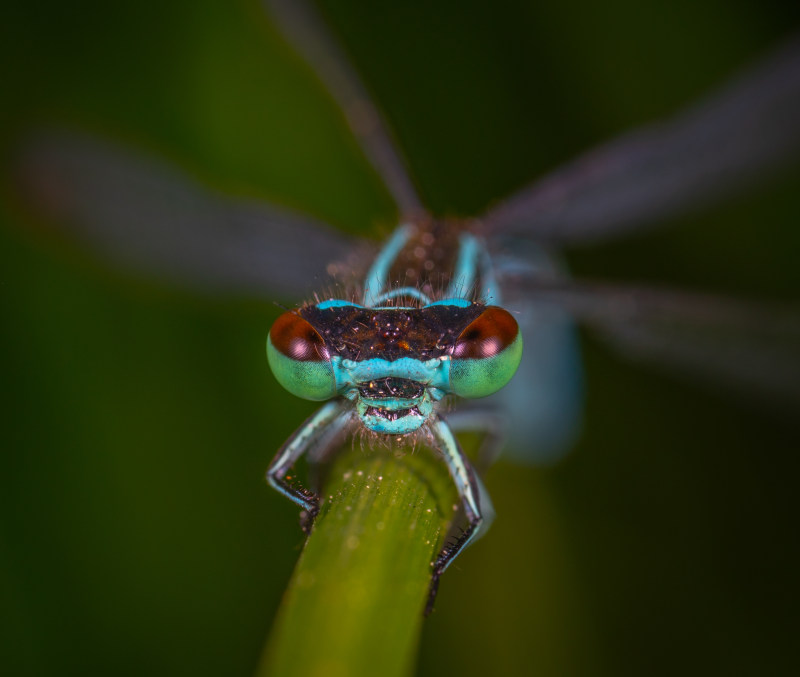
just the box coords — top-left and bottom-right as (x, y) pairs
(2, 0), (799, 675)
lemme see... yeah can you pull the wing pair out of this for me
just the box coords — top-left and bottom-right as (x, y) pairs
(11, 0), (800, 404)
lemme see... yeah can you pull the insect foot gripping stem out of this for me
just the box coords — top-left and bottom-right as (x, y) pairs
(298, 497), (320, 535)
(266, 468), (321, 534)
(423, 416), (486, 615)
(425, 515), (482, 616)
(266, 401), (350, 533)
(425, 576), (441, 617)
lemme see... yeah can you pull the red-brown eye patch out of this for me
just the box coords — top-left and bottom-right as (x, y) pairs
(270, 311), (330, 362)
(452, 306), (518, 360)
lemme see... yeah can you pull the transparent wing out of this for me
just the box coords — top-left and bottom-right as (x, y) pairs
(507, 276), (800, 405)
(265, 0), (425, 220)
(484, 35), (800, 244)
(13, 130), (357, 300)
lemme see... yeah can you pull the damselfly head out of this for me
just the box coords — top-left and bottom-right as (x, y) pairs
(266, 300), (523, 434)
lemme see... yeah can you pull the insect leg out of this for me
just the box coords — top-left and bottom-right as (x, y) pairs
(443, 407), (508, 474)
(267, 400), (352, 527)
(306, 406), (357, 491)
(426, 415), (492, 615)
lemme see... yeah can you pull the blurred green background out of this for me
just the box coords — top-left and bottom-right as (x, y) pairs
(2, 0), (799, 675)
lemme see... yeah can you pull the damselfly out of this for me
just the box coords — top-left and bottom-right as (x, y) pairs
(14, 0), (800, 613)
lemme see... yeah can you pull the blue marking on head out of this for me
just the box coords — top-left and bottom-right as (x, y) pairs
(316, 299), (364, 310)
(356, 391), (436, 434)
(333, 357), (450, 392)
(423, 298), (472, 308)
(334, 356), (449, 434)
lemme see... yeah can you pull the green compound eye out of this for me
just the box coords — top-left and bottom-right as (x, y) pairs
(449, 306), (523, 399)
(267, 311), (337, 401)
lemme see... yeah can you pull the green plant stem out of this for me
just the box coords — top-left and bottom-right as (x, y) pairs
(256, 442), (458, 677)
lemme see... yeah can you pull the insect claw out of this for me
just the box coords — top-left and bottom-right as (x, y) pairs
(297, 493), (321, 535)
(298, 505), (318, 535)
(424, 572), (441, 616)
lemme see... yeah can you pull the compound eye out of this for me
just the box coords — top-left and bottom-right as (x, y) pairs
(449, 306), (523, 399)
(270, 311), (329, 362)
(266, 311), (337, 401)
